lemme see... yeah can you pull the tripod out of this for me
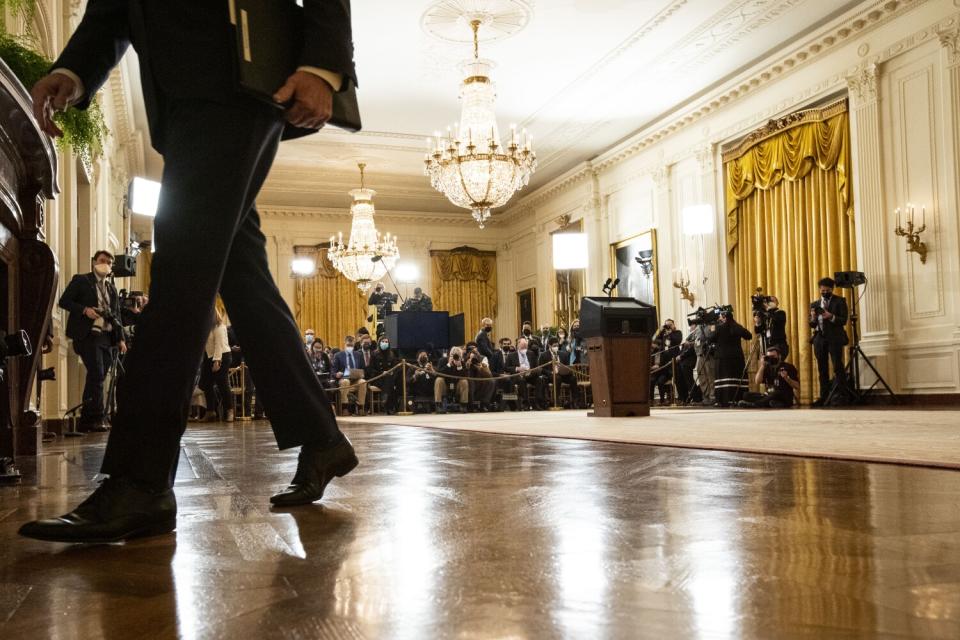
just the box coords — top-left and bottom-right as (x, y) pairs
(824, 285), (897, 406)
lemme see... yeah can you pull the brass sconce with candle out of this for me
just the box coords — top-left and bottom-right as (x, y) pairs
(894, 204), (928, 264)
(672, 269), (696, 306)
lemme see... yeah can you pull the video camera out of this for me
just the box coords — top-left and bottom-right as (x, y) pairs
(687, 304), (733, 327)
(751, 287), (773, 315)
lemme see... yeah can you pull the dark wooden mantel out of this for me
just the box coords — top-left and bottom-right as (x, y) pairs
(0, 58), (59, 463)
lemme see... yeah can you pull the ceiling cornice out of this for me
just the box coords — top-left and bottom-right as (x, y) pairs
(591, 0), (924, 173)
(259, 205), (507, 228)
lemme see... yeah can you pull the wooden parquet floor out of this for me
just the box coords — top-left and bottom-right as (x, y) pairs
(1, 421), (959, 639)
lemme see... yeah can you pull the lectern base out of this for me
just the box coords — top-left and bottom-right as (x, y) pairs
(589, 404), (650, 418)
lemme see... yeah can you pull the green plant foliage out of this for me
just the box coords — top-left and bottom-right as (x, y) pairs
(0, 32), (107, 162)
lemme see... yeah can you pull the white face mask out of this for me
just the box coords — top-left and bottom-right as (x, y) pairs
(550, 346), (559, 354)
(93, 263), (112, 277)
(345, 346), (354, 353)
(519, 348), (527, 355)
(305, 334), (315, 345)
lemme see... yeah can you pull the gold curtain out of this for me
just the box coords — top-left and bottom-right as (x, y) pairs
(294, 248), (367, 345)
(431, 247), (498, 338)
(723, 101), (856, 404)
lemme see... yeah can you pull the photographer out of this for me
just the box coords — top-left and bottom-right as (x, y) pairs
(688, 312), (717, 406)
(738, 347), (799, 408)
(58, 250), (127, 432)
(650, 320), (683, 405)
(407, 351), (438, 407)
(809, 276), (849, 406)
(753, 294), (789, 360)
(711, 308), (751, 407)
(465, 341), (495, 411)
(435, 346), (470, 411)
(674, 333), (700, 405)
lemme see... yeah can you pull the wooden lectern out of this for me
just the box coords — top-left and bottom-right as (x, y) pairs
(0, 60), (59, 464)
(579, 297), (657, 418)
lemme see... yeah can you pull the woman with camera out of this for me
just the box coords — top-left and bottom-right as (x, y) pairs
(200, 307), (233, 422)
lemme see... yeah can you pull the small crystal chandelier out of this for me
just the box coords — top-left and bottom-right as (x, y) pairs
(329, 163), (399, 292)
(424, 19), (536, 229)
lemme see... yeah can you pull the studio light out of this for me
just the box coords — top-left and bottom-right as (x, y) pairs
(395, 263), (419, 284)
(291, 257), (317, 278)
(681, 204), (715, 236)
(552, 233), (589, 270)
(129, 177), (161, 217)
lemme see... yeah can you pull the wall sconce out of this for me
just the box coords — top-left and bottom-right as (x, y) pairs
(894, 204), (928, 264)
(672, 269), (695, 307)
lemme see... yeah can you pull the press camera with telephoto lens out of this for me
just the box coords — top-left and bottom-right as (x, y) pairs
(752, 288), (773, 315)
(687, 304), (733, 327)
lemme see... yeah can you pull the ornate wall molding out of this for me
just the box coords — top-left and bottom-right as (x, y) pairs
(940, 28), (960, 66)
(846, 62), (879, 107)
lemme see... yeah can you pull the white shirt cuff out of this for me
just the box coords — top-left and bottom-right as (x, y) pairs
(50, 68), (85, 104)
(297, 66), (343, 92)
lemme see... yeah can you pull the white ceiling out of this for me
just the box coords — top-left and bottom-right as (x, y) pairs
(131, 0), (864, 216)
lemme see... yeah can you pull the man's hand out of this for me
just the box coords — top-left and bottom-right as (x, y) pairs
(83, 307), (101, 320)
(212, 360), (221, 373)
(273, 70), (333, 129)
(779, 369), (789, 380)
(336, 372), (344, 379)
(31, 73), (79, 138)
(119, 341), (128, 355)
(822, 309), (834, 321)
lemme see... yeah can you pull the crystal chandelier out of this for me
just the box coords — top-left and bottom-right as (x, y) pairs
(425, 19), (536, 229)
(329, 163), (399, 292)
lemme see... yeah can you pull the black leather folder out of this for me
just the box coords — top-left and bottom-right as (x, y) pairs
(228, 0), (362, 132)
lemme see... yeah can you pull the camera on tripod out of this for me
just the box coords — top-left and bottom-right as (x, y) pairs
(752, 287), (774, 316)
(687, 304), (733, 327)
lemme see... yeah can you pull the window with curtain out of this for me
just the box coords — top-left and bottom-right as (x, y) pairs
(294, 248), (368, 346)
(430, 247), (498, 339)
(723, 99), (856, 404)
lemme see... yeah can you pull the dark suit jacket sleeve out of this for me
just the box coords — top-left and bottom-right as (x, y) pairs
(833, 297), (849, 327)
(302, 0), (357, 88)
(476, 333), (496, 360)
(331, 352), (345, 375)
(59, 274), (89, 316)
(51, 0), (131, 110)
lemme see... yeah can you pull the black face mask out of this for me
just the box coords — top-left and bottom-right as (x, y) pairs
(821, 291), (833, 300)
(418, 358), (428, 365)
(483, 326), (492, 333)
(522, 330), (531, 337)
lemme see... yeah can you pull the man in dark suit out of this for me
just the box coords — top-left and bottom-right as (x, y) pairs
(21, 1), (359, 543)
(475, 317), (496, 362)
(401, 287), (433, 312)
(505, 338), (541, 410)
(59, 250), (127, 432)
(331, 336), (366, 416)
(809, 277), (849, 406)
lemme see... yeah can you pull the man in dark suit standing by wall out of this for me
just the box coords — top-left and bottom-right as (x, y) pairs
(21, 0), (359, 543)
(809, 277), (849, 406)
(59, 250), (127, 432)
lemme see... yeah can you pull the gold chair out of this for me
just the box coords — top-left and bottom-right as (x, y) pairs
(227, 366), (245, 419)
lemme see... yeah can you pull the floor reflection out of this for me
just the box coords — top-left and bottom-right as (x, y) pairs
(1, 422), (959, 639)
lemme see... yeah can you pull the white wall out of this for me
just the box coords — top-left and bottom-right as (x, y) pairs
(498, 0), (960, 396)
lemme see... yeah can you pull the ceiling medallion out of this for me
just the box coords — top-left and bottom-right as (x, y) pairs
(424, 18), (537, 228)
(421, 0), (534, 44)
(328, 163), (400, 292)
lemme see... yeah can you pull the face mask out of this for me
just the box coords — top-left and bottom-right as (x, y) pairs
(550, 346), (559, 354)
(483, 326), (492, 333)
(666, 325), (674, 331)
(305, 335), (315, 345)
(522, 329), (531, 337)
(558, 334), (566, 341)
(822, 291), (832, 300)
(345, 346), (354, 353)
(379, 342), (389, 350)
(363, 343), (372, 350)
(453, 354), (461, 361)
(93, 263), (111, 277)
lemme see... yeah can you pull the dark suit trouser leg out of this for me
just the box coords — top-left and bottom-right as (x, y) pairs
(100, 100), (316, 489)
(76, 334), (110, 424)
(814, 338), (831, 399)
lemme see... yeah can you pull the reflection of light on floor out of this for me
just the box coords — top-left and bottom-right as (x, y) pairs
(686, 538), (737, 639)
(352, 438), (437, 638)
(172, 551), (199, 640)
(550, 447), (610, 635)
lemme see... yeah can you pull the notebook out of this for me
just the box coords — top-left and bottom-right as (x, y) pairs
(227, 0), (362, 132)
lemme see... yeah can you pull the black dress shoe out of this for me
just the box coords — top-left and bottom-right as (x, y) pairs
(270, 437), (359, 507)
(811, 398), (826, 408)
(18, 477), (177, 543)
